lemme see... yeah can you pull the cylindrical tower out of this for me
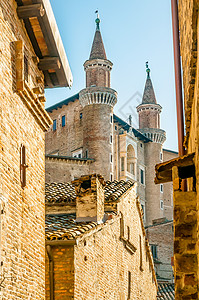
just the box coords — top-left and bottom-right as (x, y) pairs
(137, 64), (166, 225)
(79, 14), (117, 180)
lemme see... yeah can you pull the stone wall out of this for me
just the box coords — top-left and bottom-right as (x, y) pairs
(0, 0), (51, 298)
(176, 1), (199, 298)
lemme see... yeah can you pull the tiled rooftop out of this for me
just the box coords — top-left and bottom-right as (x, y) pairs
(45, 180), (134, 204)
(157, 283), (175, 300)
(45, 213), (116, 241)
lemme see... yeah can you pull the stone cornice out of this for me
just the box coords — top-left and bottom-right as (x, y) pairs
(45, 154), (94, 165)
(136, 103), (162, 113)
(18, 82), (52, 131)
(79, 86), (117, 108)
(139, 128), (166, 144)
(84, 58), (113, 71)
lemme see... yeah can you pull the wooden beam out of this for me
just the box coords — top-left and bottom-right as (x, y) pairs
(17, 4), (45, 19)
(38, 57), (61, 71)
(33, 86), (43, 95)
(155, 152), (195, 184)
(156, 152), (195, 173)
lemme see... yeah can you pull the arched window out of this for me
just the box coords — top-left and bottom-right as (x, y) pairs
(127, 145), (135, 175)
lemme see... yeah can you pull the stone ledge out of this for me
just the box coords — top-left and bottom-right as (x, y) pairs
(17, 82), (52, 131)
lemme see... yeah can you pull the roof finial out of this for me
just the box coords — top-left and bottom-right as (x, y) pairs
(146, 61), (150, 79)
(95, 10), (100, 30)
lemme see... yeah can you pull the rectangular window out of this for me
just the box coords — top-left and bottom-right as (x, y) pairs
(110, 135), (112, 143)
(130, 163), (135, 175)
(110, 115), (113, 123)
(20, 145), (28, 188)
(80, 113), (83, 120)
(115, 125), (117, 130)
(72, 149), (83, 158)
(62, 115), (66, 127)
(121, 157), (125, 171)
(160, 184), (163, 193)
(85, 150), (88, 158)
(110, 174), (113, 181)
(128, 271), (131, 299)
(110, 154), (113, 163)
(160, 200), (164, 210)
(150, 244), (158, 259)
(53, 120), (57, 131)
(140, 169), (144, 184)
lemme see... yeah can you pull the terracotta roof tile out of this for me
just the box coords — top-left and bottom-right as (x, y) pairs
(45, 180), (134, 204)
(157, 283), (175, 300)
(45, 213), (116, 241)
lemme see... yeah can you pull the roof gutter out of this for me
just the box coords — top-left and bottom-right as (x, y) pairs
(171, 0), (185, 157)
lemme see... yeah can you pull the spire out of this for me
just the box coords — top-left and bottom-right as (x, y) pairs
(89, 11), (107, 60)
(142, 62), (157, 104)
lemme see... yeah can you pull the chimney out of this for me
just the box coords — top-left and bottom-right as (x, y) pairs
(73, 174), (106, 223)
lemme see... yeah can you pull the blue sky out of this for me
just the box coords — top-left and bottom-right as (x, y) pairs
(45, 0), (178, 151)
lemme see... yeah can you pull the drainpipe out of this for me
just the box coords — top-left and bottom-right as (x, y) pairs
(171, 0), (187, 191)
(46, 245), (54, 300)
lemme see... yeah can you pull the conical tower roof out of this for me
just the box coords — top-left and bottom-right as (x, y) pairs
(142, 64), (157, 104)
(89, 14), (107, 60)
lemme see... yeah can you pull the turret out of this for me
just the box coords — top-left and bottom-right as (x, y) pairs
(137, 63), (166, 144)
(79, 13), (117, 180)
(137, 63), (166, 225)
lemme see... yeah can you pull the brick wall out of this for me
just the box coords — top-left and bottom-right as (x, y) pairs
(74, 188), (157, 299)
(45, 186), (157, 300)
(45, 245), (74, 299)
(145, 142), (164, 225)
(45, 99), (83, 156)
(139, 109), (159, 129)
(146, 222), (174, 281)
(163, 150), (178, 220)
(0, 0), (51, 298)
(86, 67), (110, 87)
(82, 104), (113, 180)
(45, 156), (92, 183)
